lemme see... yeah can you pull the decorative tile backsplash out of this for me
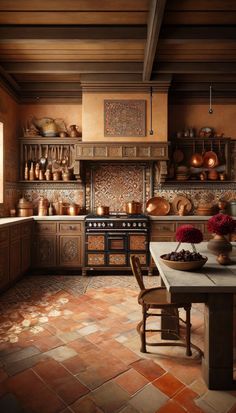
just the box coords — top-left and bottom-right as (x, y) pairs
(2, 165), (236, 217)
(87, 162), (151, 213)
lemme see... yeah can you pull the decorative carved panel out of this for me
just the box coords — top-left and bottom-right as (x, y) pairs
(87, 235), (105, 250)
(104, 99), (146, 137)
(108, 254), (126, 266)
(36, 236), (56, 267)
(61, 238), (78, 263)
(75, 142), (168, 160)
(88, 254), (105, 266)
(129, 234), (146, 250)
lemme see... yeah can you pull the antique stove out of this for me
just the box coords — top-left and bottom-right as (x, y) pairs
(83, 214), (149, 275)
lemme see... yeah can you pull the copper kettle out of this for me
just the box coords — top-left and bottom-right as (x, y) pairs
(125, 201), (142, 215)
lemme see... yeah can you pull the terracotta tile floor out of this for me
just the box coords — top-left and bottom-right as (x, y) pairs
(0, 274), (236, 413)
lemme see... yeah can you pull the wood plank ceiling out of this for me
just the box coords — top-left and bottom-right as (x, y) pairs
(0, 0), (235, 101)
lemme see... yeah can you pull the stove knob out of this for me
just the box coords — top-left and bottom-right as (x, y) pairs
(133, 222), (137, 227)
(138, 222), (142, 227)
(142, 222), (146, 227)
(88, 223), (93, 227)
(93, 222), (97, 227)
(98, 222), (101, 227)
(127, 222), (131, 227)
(102, 222), (106, 227)
(122, 222), (126, 227)
(109, 222), (114, 227)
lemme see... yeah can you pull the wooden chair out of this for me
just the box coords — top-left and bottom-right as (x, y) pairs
(130, 255), (201, 356)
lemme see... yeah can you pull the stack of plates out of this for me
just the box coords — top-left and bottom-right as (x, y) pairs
(176, 165), (189, 181)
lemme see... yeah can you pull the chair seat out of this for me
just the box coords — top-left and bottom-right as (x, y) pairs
(138, 287), (190, 309)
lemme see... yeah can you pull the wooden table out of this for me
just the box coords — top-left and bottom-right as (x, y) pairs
(150, 241), (236, 390)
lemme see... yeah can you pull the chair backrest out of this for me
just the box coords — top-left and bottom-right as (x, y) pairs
(130, 255), (145, 290)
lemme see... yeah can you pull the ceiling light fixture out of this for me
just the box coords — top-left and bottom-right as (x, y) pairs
(208, 84), (213, 114)
(149, 86), (154, 135)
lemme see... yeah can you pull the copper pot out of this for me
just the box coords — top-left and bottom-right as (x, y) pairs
(96, 206), (109, 216)
(68, 203), (80, 216)
(17, 197), (34, 217)
(189, 152), (203, 167)
(125, 201), (142, 215)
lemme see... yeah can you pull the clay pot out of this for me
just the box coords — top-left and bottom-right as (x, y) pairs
(207, 234), (232, 256)
(208, 169), (218, 180)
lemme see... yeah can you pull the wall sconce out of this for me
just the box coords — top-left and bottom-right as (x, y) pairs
(208, 84), (213, 114)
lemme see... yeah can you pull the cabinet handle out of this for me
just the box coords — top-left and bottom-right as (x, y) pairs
(69, 225), (76, 230)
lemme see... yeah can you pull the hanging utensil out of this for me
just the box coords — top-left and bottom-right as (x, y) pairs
(190, 141), (203, 167)
(39, 145), (47, 170)
(149, 86), (154, 135)
(208, 84), (213, 114)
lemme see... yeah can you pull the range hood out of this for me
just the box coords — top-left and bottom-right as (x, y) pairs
(74, 141), (169, 184)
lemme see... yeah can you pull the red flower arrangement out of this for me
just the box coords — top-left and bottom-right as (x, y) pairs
(207, 213), (236, 236)
(175, 224), (203, 252)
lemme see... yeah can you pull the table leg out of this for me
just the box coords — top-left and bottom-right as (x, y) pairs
(202, 294), (235, 390)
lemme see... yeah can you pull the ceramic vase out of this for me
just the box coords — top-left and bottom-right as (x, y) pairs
(207, 234), (232, 256)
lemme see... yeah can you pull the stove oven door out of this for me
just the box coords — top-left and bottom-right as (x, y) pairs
(128, 232), (148, 266)
(86, 233), (106, 267)
(107, 233), (127, 266)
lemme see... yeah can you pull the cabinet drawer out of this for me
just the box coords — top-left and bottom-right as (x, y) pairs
(10, 225), (21, 241)
(176, 222), (204, 232)
(0, 228), (9, 244)
(35, 222), (57, 234)
(151, 222), (175, 234)
(59, 222), (82, 233)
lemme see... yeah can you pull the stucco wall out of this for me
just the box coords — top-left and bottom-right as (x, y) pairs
(82, 92), (168, 142)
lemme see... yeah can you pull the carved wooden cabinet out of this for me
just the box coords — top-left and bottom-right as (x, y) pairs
(21, 222), (32, 273)
(0, 227), (10, 290)
(0, 221), (33, 292)
(34, 222), (57, 267)
(33, 220), (84, 269)
(10, 224), (23, 282)
(58, 222), (83, 267)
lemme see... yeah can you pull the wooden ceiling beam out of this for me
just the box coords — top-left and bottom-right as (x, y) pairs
(160, 26), (236, 41)
(0, 64), (21, 92)
(143, 0), (166, 81)
(155, 62), (236, 74)
(166, 1), (236, 12)
(0, 26), (147, 40)
(2, 62), (143, 74)
(0, 0), (149, 12)
(0, 11), (147, 25)
(164, 11), (236, 25)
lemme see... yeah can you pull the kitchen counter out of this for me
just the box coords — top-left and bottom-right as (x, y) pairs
(0, 215), (86, 226)
(148, 215), (212, 221)
(0, 214), (212, 227)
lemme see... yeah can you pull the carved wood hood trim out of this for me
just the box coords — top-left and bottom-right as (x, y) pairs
(75, 141), (169, 161)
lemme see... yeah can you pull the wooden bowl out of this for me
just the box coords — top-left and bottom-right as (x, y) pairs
(160, 256), (208, 271)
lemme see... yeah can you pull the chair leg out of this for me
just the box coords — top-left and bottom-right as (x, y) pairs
(140, 305), (147, 353)
(185, 306), (192, 356)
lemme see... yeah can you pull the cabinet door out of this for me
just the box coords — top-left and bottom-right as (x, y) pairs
(21, 236), (31, 273)
(129, 234), (147, 250)
(10, 239), (21, 281)
(0, 243), (9, 290)
(34, 235), (56, 267)
(59, 235), (82, 267)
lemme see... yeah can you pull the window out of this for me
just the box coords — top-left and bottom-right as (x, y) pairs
(0, 122), (3, 203)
